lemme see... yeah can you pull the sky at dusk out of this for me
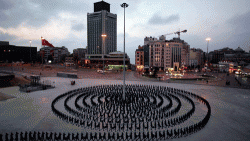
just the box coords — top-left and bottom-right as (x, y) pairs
(0, 0), (250, 64)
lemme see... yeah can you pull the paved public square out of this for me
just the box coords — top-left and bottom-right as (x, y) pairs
(0, 76), (249, 140)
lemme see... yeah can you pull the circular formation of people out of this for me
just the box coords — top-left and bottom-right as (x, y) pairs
(51, 84), (211, 140)
(1, 84), (211, 141)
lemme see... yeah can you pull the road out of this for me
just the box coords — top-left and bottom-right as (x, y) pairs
(0, 65), (249, 89)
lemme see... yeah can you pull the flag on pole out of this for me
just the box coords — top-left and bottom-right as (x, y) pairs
(41, 37), (54, 47)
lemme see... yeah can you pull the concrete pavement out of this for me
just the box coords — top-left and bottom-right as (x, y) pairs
(0, 77), (249, 140)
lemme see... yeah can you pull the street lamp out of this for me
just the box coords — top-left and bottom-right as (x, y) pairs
(121, 2), (128, 101)
(30, 40), (32, 63)
(206, 38), (211, 68)
(101, 34), (107, 74)
(97, 46), (100, 68)
(41, 37), (44, 65)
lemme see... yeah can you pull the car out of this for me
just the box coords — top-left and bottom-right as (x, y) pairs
(97, 70), (104, 73)
(235, 71), (242, 75)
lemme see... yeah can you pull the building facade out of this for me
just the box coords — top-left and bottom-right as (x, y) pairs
(87, 1), (117, 57)
(135, 45), (150, 71)
(73, 48), (87, 60)
(189, 48), (204, 67)
(0, 41), (37, 63)
(148, 37), (190, 71)
(85, 51), (130, 68)
(135, 46), (144, 66)
(39, 46), (70, 63)
(208, 47), (250, 64)
(65, 57), (74, 66)
(208, 47), (235, 64)
(224, 47), (250, 64)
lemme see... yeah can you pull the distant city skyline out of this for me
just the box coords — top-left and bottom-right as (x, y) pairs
(0, 0), (250, 64)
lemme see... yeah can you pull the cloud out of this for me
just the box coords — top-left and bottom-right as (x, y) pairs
(0, 18), (71, 40)
(226, 11), (250, 35)
(117, 32), (144, 64)
(148, 14), (180, 25)
(0, 0), (14, 10)
(72, 23), (84, 31)
(0, 0), (89, 28)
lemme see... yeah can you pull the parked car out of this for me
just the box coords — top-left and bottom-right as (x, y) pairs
(97, 70), (104, 73)
(235, 71), (242, 75)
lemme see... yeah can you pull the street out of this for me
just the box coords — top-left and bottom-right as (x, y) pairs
(0, 64), (249, 89)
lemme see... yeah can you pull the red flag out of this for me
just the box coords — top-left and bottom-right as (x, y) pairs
(41, 37), (54, 47)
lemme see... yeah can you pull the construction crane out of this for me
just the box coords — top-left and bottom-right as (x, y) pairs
(175, 29), (187, 38)
(160, 29), (187, 39)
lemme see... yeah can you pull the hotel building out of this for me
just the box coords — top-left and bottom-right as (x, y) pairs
(87, 1), (117, 58)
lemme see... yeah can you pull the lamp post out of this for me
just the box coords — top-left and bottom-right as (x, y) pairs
(101, 34), (107, 74)
(30, 40), (32, 63)
(97, 46), (99, 54)
(121, 3), (128, 101)
(206, 38), (211, 68)
(97, 46), (100, 68)
(41, 37), (43, 65)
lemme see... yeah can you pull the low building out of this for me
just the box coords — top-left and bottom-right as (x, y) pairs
(135, 45), (149, 71)
(189, 48), (204, 67)
(0, 41), (37, 63)
(224, 47), (250, 63)
(65, 57), (74, 66)
(85, 51), (130, 69)
(208, 47), (250, 66)
(39, 46), (70, 63)
(73, 48), (87, 59)
(218, 61), (238, 73)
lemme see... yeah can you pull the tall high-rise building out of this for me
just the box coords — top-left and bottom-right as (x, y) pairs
(87, 1), (117, 57)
